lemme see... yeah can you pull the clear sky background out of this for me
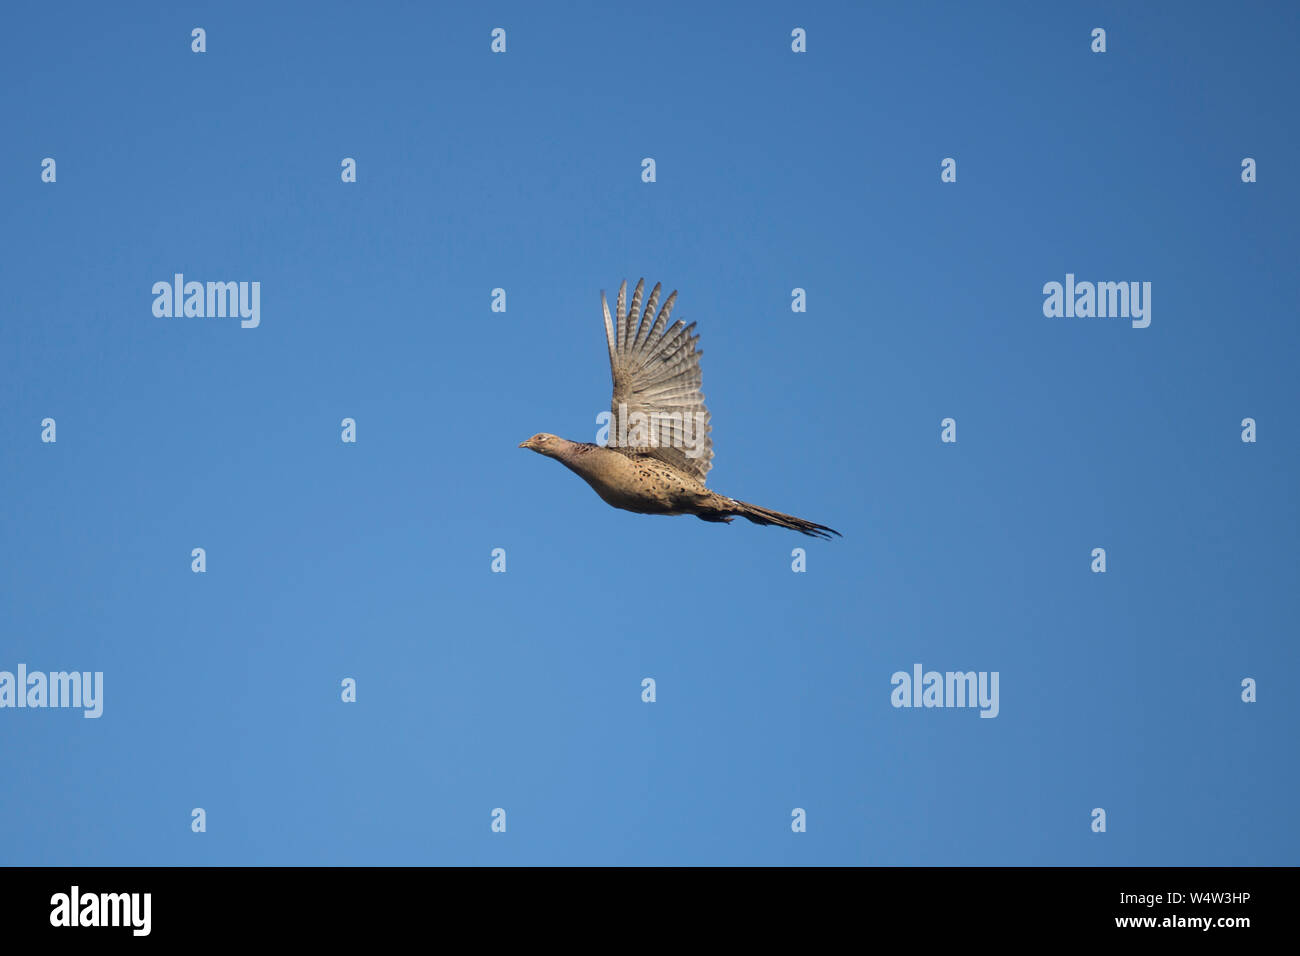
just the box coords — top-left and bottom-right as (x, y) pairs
(2, 1), (1296, 866)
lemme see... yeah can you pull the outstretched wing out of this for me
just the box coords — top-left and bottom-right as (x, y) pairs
(602, 278), (713, 483)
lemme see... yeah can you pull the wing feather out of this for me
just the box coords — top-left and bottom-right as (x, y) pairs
(604, 279), (713, 482)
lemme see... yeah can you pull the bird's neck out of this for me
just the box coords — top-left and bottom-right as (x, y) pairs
(550, 439), (605, 473)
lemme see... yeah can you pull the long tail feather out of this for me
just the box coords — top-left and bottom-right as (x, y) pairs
(725, 499), (841, 540)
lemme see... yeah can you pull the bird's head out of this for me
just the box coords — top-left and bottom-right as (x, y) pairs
(518, 432), (563, 457)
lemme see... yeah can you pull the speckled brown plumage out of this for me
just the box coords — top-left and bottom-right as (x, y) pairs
(519, 279), (840, 540)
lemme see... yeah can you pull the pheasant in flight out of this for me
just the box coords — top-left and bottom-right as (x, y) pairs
(519, 279), (840, 539)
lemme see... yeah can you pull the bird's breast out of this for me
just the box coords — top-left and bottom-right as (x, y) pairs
(562, 448), (687, 515)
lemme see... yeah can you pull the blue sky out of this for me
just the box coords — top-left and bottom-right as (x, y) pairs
(2, 0), (1296, 865)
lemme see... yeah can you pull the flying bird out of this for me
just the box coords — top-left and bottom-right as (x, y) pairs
(519, 279), (840, 539)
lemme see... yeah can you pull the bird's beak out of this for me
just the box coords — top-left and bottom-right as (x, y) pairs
(518, 439), (531, 449)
